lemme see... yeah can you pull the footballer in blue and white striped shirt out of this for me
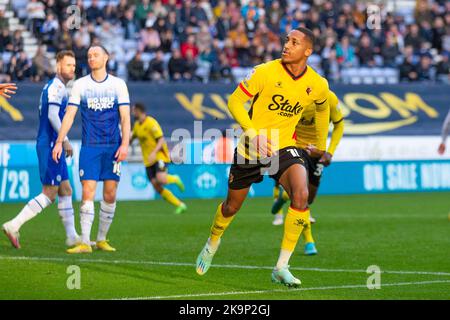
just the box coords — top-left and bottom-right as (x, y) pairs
(53, 45), (131, 254)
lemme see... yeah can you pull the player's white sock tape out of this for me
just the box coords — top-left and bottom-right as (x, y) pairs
(276, 249), (293, 270)
(97, 201), (116, 242)
(58, 196), (77, 239)
(10, 193), (52, 230)
(80, 201), (95, 245)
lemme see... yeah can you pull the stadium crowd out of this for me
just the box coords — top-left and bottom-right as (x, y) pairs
(0, 0), (449, 83)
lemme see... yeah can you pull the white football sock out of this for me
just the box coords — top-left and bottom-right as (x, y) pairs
(80, 201), (95, 245)
(96, 201), (116, 242)
(9, 193), (52, 231)
(276, 249), (293, 270)
(57, 196), (78, 239)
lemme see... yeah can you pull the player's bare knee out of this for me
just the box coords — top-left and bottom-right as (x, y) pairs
(58, 184), (72, 197)
(103, 191), (117, 203)
(157, 176), (167, 185)
(222, 201), (239, 217)
(42, 187), (58, 203)
(290, 189), (309, 210)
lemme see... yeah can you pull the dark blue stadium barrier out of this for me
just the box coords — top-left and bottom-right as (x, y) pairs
(0, 83), (449, 140)
(1, 140), (449, 203)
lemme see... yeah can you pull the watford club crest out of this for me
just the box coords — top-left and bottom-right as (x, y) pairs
(306, 87), (312, 95)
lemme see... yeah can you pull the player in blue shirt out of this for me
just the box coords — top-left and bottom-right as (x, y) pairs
(53, 45), (131, 254)
(3, 51), (79, 249)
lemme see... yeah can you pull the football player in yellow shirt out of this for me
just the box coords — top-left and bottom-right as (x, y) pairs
(196, 27), (331, 287)
(131, 103), (187, 214)
(271, 91), (344, 255)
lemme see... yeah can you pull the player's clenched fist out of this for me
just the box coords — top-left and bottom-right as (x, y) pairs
(251, 134), (274, 158)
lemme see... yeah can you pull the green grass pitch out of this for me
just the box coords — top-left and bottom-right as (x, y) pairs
(0, 193), (449, 300)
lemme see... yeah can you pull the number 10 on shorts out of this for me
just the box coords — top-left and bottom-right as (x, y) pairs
(113, 161), (121, 176)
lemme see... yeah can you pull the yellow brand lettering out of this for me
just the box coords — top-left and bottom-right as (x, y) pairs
(175, 93), (225, 119)
(380, 92), (438, 118)
(344, 94), (391, 119)
(0, 98), (24, 121)
(209, 94), (230, 118)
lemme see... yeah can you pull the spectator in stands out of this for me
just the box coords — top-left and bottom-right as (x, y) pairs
(399, 54), (418, 82)
(72, 37), (88, 78)
(13, 51), (32, 81)
(127, 52), (146, 81)
(11, 31), (24, 53)
(336, 35), (357, 68)
(252, 22), (281, 56)
(26, 0), (46, 37)
(357, 34), (376, 67)
(405, 24), (424, 52)
(31, 46), (53, 82)
(223, 38), (239, 68)
(432, 17), (446, 52)
(145, 11), (158, 30)
(381, 34), (401, 67)
(166, 10), (184, 37)
(2, 0), (449, 83)
(139, 25), (161, 53)
(116, 0), (131, 22)
(146, 50), (166, 81)
(228, 22), (251, 66)
(215, 9), (232, 41)
(0, 9), (8, 30)
(86, 0), (104, 25)
(168, 48), (186, 81)
(159, 29), (174, 53)
(184, 50), (198, 81)
(196, 23), (213, 53)
(73, 25), (91, 48)
(417, 54), (436, 81)
(122, 9), (139, 40)
(181, 34), (199, 59)
(415, 0), (434, 26)
(0, 29), (12, 53)
(153, 0), (169, 19)
(40, 13), (59, 50)
(96, 22), (118, 53)
(103, 3), (119, 23)
(55, 23), (73, 53)
(135, 0), (152, 29)
(0, 59), (11, 82)
(436, 53), (450, 83)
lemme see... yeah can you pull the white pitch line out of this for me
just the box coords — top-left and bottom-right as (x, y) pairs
(117, 280), (450, 300)
(1, 255), (450, 277)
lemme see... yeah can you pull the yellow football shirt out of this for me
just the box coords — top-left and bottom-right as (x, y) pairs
(295, 91), (344, 154)
(132, 116), (170, 167)
(229, 59), (329, 159)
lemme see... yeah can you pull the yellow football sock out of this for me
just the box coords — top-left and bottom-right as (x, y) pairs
(303, 220), (314, 244)
(282, 190), (289, 201)
(160, 188), (181, 207)
(210, 203), (235, 244)
(166, 174), (178, 184)
(273, 186), (280, 199)
(281, 206), (310, 252)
